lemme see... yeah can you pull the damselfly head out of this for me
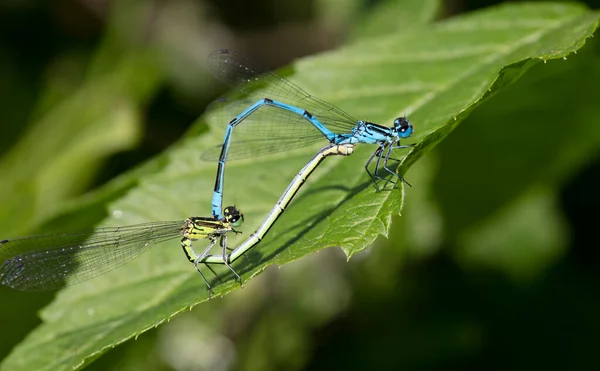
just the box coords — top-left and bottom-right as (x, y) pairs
(223, 206), (244, 227)
(394, 117), (413, 138)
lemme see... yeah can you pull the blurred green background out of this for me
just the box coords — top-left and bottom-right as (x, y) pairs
(1, 0), (600, 370)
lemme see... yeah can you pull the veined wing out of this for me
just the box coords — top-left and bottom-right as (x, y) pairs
(206, 49), (359, 134)
(0, 221), (186, 291)
(202, 97), (327, 161)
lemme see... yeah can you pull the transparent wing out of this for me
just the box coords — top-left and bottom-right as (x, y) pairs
(202, 97), (327, 161)
(0, 221), (186, 291)
(202, 49), (359, 160)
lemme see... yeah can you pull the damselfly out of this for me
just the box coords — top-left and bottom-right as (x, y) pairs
(201, 144), (354, 282)
(202, 49), (414, 219)
(0, 206), (243, 291)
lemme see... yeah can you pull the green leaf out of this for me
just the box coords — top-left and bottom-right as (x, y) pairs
(457, 188), (568, 281)
(355, 0), (441, 38)
(431, 28), (600, 279)
(0, 40), (162, 238)
(2, 3), (598, 371)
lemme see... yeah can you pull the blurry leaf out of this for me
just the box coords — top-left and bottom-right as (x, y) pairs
(0, 58), (144, 237)
(433, 39), (600, 277)
(401, 152), (444, 258)
(355, 0), (441, 38)
(0, 53), (162, 238)
(0, 0), (163, 238)
(458, 189), (568, 280)
(0, 46), (39, 157)
(316, 0), (363, 30)
(435, 42), (600, 234)
(1, 3), (598, 371)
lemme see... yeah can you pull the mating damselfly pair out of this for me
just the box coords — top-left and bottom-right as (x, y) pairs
(0, 49), (414, 293)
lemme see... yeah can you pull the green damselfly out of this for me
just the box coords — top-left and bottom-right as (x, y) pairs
(0, 206), (243, 292)
(201, 144), (354, 281)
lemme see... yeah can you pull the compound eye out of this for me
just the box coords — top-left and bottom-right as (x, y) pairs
(223, 206), (243, 226)
(231, 213), (244, 227)
(394, 117), (414, 138)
